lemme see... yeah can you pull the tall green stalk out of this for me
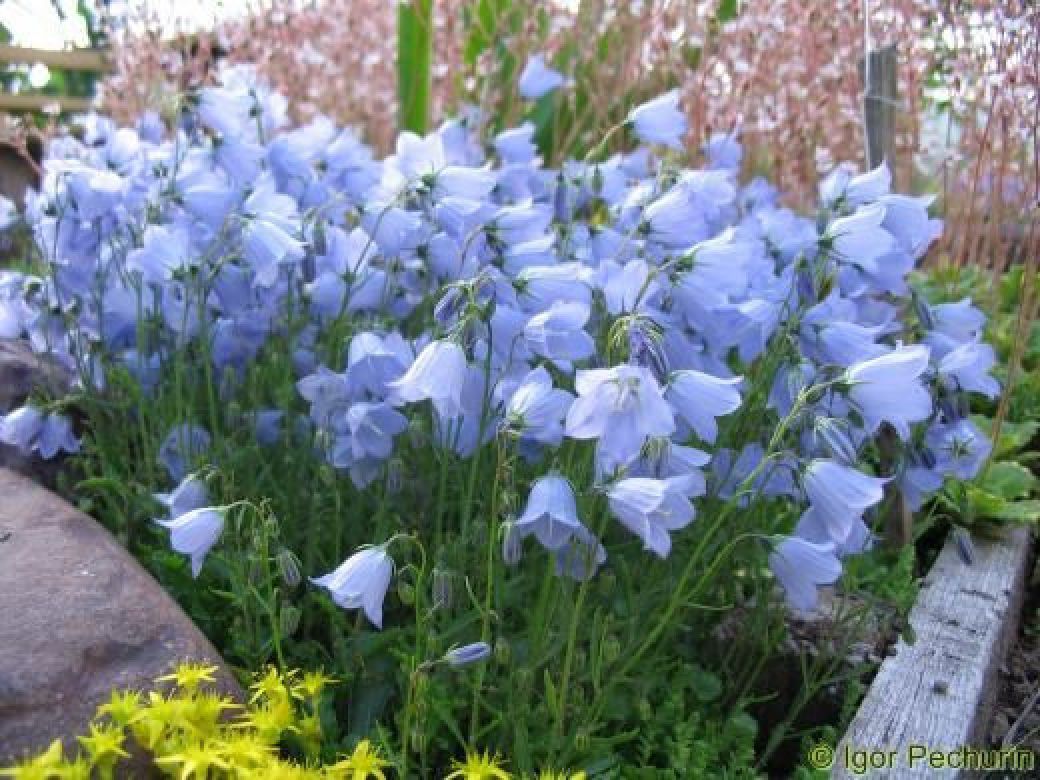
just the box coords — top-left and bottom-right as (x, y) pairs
(397, 0), (434, 135)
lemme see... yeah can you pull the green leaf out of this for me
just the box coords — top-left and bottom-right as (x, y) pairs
(966, 486), (1009, 519)
(715, 0), (740, 24)
(979, 461), (1039, 500)
(397, 0), (433, 134)
(985, 500), (1040, 523)
(689, 664), (723, 702)
(971, 416), (1038, 458)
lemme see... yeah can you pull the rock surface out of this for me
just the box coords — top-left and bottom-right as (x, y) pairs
(0, 467), (242, 764)
(0, 339), (74, 485)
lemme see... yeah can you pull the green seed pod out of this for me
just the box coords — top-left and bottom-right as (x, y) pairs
(397, 580), (416, 606)
(279, 603), (302, 637)
(574, 728), (591, 753)
(494, 637), (511, 665)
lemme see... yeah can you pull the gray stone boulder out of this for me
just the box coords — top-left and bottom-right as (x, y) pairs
(0, 467), (242, 764)
(0, 339), (75, 486)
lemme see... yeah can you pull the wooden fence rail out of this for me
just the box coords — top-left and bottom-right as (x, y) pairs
(0, 43), (108, 114)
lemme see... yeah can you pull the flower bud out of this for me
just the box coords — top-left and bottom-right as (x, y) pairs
(603, 635), (621, 663)
(432, 568), (453, 610)
(279, 603), (302, 637)
(276, 548), (302, 588)
(494, 637), (511, 665)
(443, 642), (491, 667)
(501, 521), (523, 566)
(574, 728), (591, 753)
(397, 580), (416, 606)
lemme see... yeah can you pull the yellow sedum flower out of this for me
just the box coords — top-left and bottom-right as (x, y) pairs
(445, 749), (512, 780)
(0, 739), (65, 779)
(96, 689), (143, 728)
(157, 662), (219, 694)
(294, 669), (338, 702)
(251, 666), (295, 707)
(76, 721), (129, 770)
(328, 739), (390, 779)
(153, 740), (231, 779)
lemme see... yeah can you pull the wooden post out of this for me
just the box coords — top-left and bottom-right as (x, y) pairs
(860, 43), (898, 170)
(860, 44), (912, 547)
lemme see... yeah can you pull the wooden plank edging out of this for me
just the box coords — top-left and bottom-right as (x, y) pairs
(833, 525), (1034, 778)
(0, 44), (111, 72)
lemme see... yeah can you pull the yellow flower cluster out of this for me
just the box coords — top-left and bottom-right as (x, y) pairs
(0, 663), (585, 780)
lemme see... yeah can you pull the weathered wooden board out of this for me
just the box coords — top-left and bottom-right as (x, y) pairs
(833, 526), (1034, 778)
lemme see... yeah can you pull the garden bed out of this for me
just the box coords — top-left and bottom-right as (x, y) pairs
(834, 525), (1034, 778)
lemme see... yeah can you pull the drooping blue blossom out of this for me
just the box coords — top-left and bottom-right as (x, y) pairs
(845, 344), (932, 439)
(389, 340), (469, 419)
(518, 54), (566, 100)
(158, 424), (212, 481)
(565, 365), (675, 472)
(156, 506), (226, 578)
(606, 475), (697, 558)
(515, 475), (588, 551)
(768, 536), (842, 612)
(666, 369), (742, 444)
(503, 366), (574, 447)
(803, 459), (887, 545)
(626, 90), (687, 150)
(937, 341), (1000, 399)
(311, 544), (395, 629)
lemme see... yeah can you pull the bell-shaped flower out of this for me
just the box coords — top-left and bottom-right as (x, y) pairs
(666, 369), (742, 444)
(503, 366), (574, 446)
(518, 54), (565, 99)
(845, 344), (932, 439)
(515, 475), (587, 551)
(566, 364), (675, 469)
(825, 203), (896, 273)
(35, 413), (81, 459)
(495, 123), (539, 165)
(627, 90), (687, 150)
(820, 162), (891, 208)
(937, 341), (1000, 399)
(344, 402), (409, 461)
(310, 544), (394, 629)
(554, 527), (607, 582)
(389, 340), (469, 419)
(297, 365), (350, 426)
(803, 459), (887, 545)
(927, 418), (992, 480)
(155, 473), (210, 519)
(607, 475), (697, 558)
(643, 187), (698, 248)
(878, 194), (941, 258)
(524, 301), (596, 365)
(158, 424), (212, 482)
(156, 506), (226, 578)
(704, 132), (742, 170)
(768, 536), (842, 612)
(0, 405), (45, 454)
(346, 331), (412, 397)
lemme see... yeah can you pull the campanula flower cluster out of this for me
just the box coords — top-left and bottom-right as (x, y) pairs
(0, 63), (998, 632)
